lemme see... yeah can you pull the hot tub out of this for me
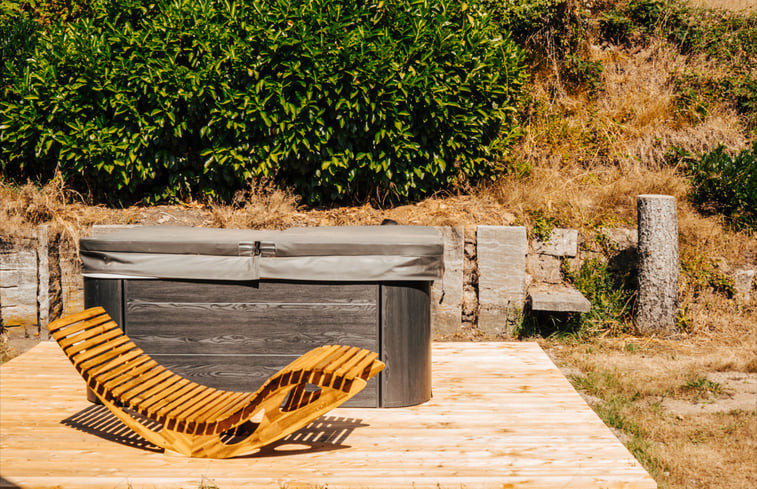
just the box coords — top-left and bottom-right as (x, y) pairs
(80, 226), (443, 407)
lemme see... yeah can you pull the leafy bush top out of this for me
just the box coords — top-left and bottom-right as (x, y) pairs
(669, 142), (757, 233)
(0, 0), (526, 205)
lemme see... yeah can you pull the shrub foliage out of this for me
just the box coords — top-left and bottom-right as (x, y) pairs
(0, 0), (526, 204)
(670, 143), (757, 233)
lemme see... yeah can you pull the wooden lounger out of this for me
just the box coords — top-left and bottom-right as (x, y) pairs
(47, 307), (384, 458)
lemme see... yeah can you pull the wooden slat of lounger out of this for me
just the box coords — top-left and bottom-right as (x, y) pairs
(47, 307), (106, 334)
(323, 346), (361, 375)
(182, 392), (251, 435)
(66, 328), (123, 358)
(89, 355), (154, 392)
(86, 349), (146, 378)
(96, 357), (161, 393)
(125, 375), (191, 415)
(320, 346), (365, 388)
(167, 389), (230, 428)
(312, 345), (354, 372)
(253, 347), (335, 396)
(71, 334), (132, 370)
(161, 388), (220, 431)
(306, 345), (356, 387)
(77, 337), (134, 370)
(105, 369), (171, 405)
(146, 384), (212, 429)
(346, 350), (380, 379)
(194, 391), (251, 426)
(138, 379), (195, 416)
(111, 367), (172, 400)
(332, 348), (371, 379)
(285, 382), (307, 408)
(153, 384), (216, 421)
(285, 345), (340, 372)
(50, 314), (112, 342)
(56, 318), (118, 348)
(282, 383), (311, 412)
(76, 342), (144, 376)
(202, 392), (258, 434)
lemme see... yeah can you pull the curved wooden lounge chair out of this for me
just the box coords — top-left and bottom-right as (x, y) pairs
(47, 307), (384, 458)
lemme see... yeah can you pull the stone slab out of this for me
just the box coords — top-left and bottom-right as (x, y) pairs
(533, 228), (578, 257)
(477, 226), (527, 336)
(530, 287), (592, 313)
(430, 226), (464, 337)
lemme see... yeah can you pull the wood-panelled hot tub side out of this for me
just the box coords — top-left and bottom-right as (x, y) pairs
(81, 226), (440, 408)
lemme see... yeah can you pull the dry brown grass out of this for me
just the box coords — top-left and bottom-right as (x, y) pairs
(688, 0), (756, 13)
(546, 337), (757, 489)
(511, 42), (748, 172)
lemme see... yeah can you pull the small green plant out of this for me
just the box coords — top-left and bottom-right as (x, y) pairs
(563, 54), (604, 94)
(679, 252), (737, 298)
(624, 342), (639, 352)
(669, 142), (757, 233)
(528, 209), (559, 242)
(593, 230), (619, 255)
(681, 376), (722, 399)
(564, 258), (635, 337)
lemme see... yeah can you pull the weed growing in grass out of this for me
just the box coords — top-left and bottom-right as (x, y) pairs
(681, 377), (722, 399)
(564, 258), (636, 337)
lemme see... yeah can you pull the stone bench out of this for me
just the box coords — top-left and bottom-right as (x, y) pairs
(528, 286), (591, 313)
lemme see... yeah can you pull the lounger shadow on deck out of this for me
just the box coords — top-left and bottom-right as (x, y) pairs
(62, 405), (365, 457)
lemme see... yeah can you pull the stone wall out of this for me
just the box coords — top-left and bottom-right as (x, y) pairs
(0, 228), (80, 341)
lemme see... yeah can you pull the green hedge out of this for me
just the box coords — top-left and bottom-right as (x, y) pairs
(0, 0), (526, 204)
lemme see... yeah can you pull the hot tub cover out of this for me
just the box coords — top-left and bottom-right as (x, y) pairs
(80, 226), (443, 282)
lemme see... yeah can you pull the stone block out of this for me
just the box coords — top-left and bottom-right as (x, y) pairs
(477, 226), (527, 337)
(600, 227), (638, 250)
(734, 269), (754, 303)
(60, 243), (84, 317)
(430, 226), (464, 337)
(0, 249), (38, 327)
(533, 229), (578, 257)
(529, 287), (591, 313)
(37, 225), (50, 337)
(528, 254), (563, 284)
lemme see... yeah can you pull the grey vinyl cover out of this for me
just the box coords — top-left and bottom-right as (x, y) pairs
(80, 226), (443, 281)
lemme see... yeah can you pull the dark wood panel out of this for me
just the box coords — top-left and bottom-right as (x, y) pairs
(83, 278), (125, 405)
(84, 278), (124, 327)
(125, 279), (378, 304)
(124, 302), (377, 355)
(381, 282), (432, 407)
(152, 354), (378, 407)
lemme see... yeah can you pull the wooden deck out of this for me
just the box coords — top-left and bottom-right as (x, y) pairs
(0, 342), (656, 489)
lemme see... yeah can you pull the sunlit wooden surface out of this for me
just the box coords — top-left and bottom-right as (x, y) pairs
(0, 341), (657, 489)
